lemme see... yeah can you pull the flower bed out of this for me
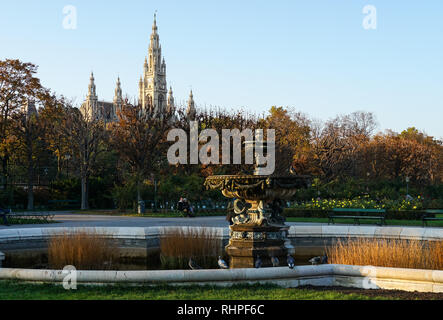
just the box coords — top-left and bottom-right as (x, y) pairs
(284, 196), (438, 220)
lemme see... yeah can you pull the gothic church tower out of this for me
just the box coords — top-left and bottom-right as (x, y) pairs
(139, 14), (173, 114)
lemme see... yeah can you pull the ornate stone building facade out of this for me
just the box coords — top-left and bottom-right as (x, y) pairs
(80, 14), (194, 122)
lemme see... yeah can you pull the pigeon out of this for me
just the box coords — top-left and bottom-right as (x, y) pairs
(308, 256), (321, 265)
(271, 256), (279, 267)
(188, 257), (202, 270)
(309, 253), (328, 266)
(218, 256), (229, 269)
(321, 253), (328, 264)
(254, 255), (262, 269)
(287, 254), (295, 269)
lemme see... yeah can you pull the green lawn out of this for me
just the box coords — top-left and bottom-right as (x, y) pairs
(0, 280), (392, 300)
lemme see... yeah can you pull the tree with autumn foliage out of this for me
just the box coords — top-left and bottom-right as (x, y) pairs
(259, 106), (312, 176)
(0, 59), (50, 191)
(110, 100), (174, 205)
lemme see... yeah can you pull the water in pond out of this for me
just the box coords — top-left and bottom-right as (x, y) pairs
(3, 250), (313, 270)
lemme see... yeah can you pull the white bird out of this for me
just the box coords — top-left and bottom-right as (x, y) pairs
(188, 257), (202, 270)
(287, 254), (295, 269)
(271, 256), (279, 267)
(255, 255), (262, 269)
(218, 256), (229, 269)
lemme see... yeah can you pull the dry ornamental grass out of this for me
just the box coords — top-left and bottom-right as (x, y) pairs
(327, 238), (443, 270)
(48, 230), (117, 270)
(160, 227), (224, 269)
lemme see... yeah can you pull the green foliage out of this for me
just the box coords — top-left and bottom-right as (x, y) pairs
(49, 178), (81, 200)
(293, 196), (426, 211)
(111, 179), (137, 212)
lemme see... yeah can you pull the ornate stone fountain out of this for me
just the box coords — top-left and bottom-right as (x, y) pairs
(205, 175), (310, 268)
(204, 132), (310, 268)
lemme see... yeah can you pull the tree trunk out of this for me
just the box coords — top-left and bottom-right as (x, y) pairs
(27, 184), (34, 211)
(27, 146), (34, 211)
(56, 152), (61, 180)
(1, 156), (8, 190)
(81, 175), (89, 210)
(136, 177), (141, 203)
(27, 168), (34, 211)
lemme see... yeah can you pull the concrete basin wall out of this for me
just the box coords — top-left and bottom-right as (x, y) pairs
(0, 225), (442, 293)
(0, 264), (442, 293)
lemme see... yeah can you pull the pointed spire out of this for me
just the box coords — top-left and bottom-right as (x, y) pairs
(152, 12), (158, 32)
(112, 77), (123, 120)
(187, 90), (196, 120)
(167, 86), (174, 111)
(22, 97), (37, 119)
(114, 77), (122, 100)
(88, 71), (97, 99)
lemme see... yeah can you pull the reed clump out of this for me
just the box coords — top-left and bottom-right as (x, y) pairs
(327, 238), (443, 270)
(48, 230), (117, 270)
(160, 227), (223, 269)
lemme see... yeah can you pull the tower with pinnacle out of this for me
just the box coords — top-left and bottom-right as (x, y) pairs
(139, 14), (174, 115)
(81, 14), (196, 123)
(81, 72), (99, 121)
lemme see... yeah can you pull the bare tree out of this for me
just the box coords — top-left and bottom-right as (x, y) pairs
(110, 100), (173, 204)
(62, 104), (107, 210)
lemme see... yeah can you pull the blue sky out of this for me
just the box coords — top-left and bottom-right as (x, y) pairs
(1, 0), (442, 138)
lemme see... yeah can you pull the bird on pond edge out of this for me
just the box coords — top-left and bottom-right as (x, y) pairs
(255, 255), (262, 269)
(287, 254), (295, 269)
(188, 257), (202, 270)
(271, 256), (279, 267)
(218, 256), (229, 269)
(308, 253), (328, 266)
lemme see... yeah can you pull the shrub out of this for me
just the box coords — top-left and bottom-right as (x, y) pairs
(48, 230), (118, 270)
(111, 181), (137, 212)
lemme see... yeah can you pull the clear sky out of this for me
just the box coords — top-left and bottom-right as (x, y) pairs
(1, 0), (442, 139)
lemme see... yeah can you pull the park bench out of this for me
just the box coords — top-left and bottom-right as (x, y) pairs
(0, 209), (11, 226)
(421, 209), (443, 227)
(0, 210), (55, 226)
(328, 208), (386, 226)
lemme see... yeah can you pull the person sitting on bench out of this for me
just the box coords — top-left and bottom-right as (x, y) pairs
(177, 197), (194, 217)
(0, 207), (11, 226)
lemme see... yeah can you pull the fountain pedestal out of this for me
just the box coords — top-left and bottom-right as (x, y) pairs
(204, 175), (310, 269)
(227, 224), (289, 268)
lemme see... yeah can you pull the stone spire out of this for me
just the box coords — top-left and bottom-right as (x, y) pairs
(140, 13), (167, 114)
(87, 72), (97, 99)
(149, 13), (161, 70)
(187, 90), (196, 120)
(22, 97), (37, 119)
(167, 86), (174, 112)
(81, 72), (99, 121)
(114, 77), (122, 102)
(152, 12), (158, 33)
(113, 77), (123, 120)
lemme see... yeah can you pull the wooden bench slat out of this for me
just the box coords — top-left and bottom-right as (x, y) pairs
(329, 208), (386, 226)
